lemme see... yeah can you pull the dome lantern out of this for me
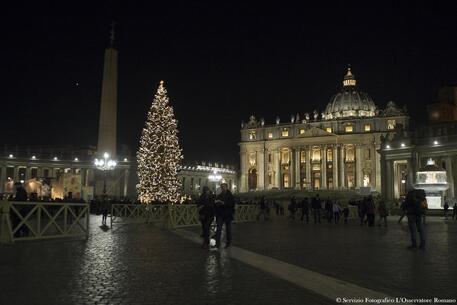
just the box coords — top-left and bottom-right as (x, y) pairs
(323, 67), (377, 120)
(343, 67), (356, 87)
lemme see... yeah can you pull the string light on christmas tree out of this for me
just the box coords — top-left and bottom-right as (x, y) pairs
(136, 80), (183, 204)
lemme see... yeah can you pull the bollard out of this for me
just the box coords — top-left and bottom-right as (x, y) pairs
(0, 201), (13, 244)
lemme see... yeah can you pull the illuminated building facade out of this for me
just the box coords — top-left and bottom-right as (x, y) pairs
(379, 121), (457, 205)
(239, 68), (409, 192)
(179, 162), (238, 195)
(0, 145), (132, 200)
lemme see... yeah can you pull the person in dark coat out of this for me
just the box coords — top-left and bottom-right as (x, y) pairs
(12, 183), (29, 237)
(215, 183), (235, 248)
(378, 198), (388, 227)
(398, 198), (407, 223)
(14, 185), (28, 201)
(288, 196), (297, 220)
(359, 198), (368, 226)
(444, 201), (449, 219)
(405, 189), (426, 250)
(100, 199), (110, 226)
(256, 196), (269, 221)
(366, 196), (376, 227)
(311, 194), (321, 224)
(453, 202), (457, 220)
(197, 186), (215, 248)
(342, 205), (350, 224)
(300, 197), (310, 223)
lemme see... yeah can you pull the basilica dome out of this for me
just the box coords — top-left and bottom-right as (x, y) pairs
(323, 68), (377, 120)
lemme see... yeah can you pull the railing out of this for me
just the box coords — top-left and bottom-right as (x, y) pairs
(233, 204), (258, 223)
(0, 201), (89, 243)
(109, 203), (258, 229)
(110, 204), (168, 228)
(167, 204), (258, 229)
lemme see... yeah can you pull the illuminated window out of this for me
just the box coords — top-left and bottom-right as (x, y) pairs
(312, 147), (321, 161)
(345, 125), (354, 133)
(300, 150), (306, 163)
(327, 148), (333, 162)
(387, 119), (396, 130)
(299, 128), (305, 134)
(249, 131), (256, 140)
(281, 129), (289, 137)
(281, 149), (290, 164)
(345, 145), (355, 162)
(364, 124), (371, 132)
(268, 132), (273, 139)
(283, 174), (290, 188)
(326, 127), (332, 133)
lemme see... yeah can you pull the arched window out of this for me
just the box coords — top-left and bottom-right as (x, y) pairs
(345, 145), (355, 162)
(312, 147), (321, 161)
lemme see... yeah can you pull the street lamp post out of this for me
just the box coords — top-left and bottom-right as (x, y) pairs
(94, 152), (117, 199)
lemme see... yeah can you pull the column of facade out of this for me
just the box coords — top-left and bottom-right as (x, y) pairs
(305, 146), (311, 190)
(274, 149), (281, 188)
(240, 151), (247, 192)
(257, 149), (265, 190)
(0, 166), (6, 193)
(13, 166), (19, 182)
(289, 149), (295, 189)
(332, 145), (338, 189)
(25, 167), (31, 181)
(385, 160), (394, 200)
(356, 144), (363, 188)
(339, 145), (345, 188)
(373, 143), (380, 191)
(446, 157), (454, 199)
(295, 148), (301, 189)
(123, 169), (129, 197)
(321, 145), (327, 189)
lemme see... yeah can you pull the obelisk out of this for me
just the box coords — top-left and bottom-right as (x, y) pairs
(97, 23), (118, 157)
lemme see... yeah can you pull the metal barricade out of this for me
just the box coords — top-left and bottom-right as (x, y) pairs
(0, 201), (89, 243)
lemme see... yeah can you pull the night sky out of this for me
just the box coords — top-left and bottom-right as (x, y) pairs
(2, 1), (457, 165)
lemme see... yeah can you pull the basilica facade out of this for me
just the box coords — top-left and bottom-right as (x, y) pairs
(239, 68), (408, 193)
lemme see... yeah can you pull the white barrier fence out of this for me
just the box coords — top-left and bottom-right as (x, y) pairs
(109, 204), (258, 229)
(0, 201), (89, 243)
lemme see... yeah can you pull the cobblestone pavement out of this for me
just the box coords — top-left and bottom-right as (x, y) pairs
(0, 216), (332, 305)
(219, 215), (457, 299)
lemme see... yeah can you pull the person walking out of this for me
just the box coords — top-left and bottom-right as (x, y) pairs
(398, 197), (407, 223)
(378, 198), (388, 227)
(197, 186), (215, 249)
(100, 199), (110, 226)
(342, 205), (350, 224)
(444, 201), (449, 219)
(359, 198), (367, 226)
(332, 201), (341, 224)
(256, 196), (269, 221)
(405, 189), (427, 250)
(288, 196), (297, 220)
(311, 195), (321, 224)
(215, 183), (235, 249)
(453, 202), (457, 220)
(325, 198), (333, 223)
(300, 197), (310, 223)
(366, 196), (376, 227)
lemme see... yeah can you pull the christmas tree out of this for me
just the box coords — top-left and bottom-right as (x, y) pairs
(137, 81), (183, 203)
